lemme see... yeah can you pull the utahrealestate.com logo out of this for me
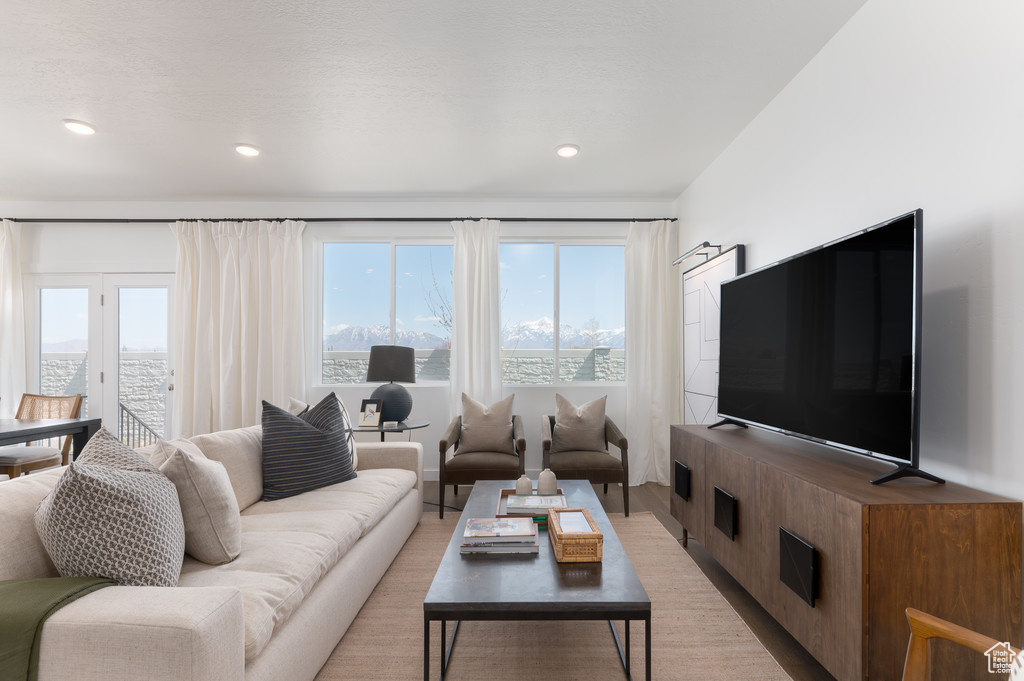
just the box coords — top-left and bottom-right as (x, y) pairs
(985, 642), (1017, 674)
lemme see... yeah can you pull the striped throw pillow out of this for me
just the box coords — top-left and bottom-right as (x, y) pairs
(261, 393), (356, 501)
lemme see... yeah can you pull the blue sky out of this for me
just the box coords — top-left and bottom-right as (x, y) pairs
(323, 244), (453, 338)
(41, 287), (167, 351)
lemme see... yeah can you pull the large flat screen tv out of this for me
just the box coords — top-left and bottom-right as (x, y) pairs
(716, 209), (941, 484)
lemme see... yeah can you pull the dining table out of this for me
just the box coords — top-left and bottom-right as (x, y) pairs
(0, 417), (102, 460)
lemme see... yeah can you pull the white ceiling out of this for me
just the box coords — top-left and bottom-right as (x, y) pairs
(0, 1), (866, 203)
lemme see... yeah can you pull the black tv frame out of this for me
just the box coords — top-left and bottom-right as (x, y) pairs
(712, 210), (943, 486)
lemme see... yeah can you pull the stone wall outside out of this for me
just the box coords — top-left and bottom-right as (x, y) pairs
(322, 347), (624, 384)
(41, 352), (167, 438)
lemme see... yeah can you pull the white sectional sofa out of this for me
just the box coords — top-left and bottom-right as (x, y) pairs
(0, 425), (423, 681)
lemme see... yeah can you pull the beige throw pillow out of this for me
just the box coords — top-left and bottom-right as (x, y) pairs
(457, 393), (515, 455)
(157, 440), (242, 565)
(551, 394), (608, 453)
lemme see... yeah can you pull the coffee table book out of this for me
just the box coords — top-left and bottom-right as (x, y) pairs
(505, 494), (567, 512)
(495, 488), (565, 516)
(461, 517), (539, 555)
(462, 517), (536, 542)
(460, 532), (540, 555)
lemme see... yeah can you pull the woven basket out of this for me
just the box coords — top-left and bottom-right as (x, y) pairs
(547, 507), (603, 563)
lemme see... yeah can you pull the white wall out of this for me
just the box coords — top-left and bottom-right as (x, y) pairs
(10, 198), (671, 479)
(674, 0), (1024, 498)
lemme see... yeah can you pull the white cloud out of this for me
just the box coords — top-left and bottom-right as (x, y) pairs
(415, 314), (440, 323)
(538, 274), (547, 279)
(324, 323), (350, 335)
(499, 261), (511, 270)
(365, 268), (374, 274)
(396, 317), (405, 326)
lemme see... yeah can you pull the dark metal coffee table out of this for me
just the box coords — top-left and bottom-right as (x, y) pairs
(423, 480), (651, 680)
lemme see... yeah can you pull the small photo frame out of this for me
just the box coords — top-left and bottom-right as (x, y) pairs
(359, 399), (382, 428)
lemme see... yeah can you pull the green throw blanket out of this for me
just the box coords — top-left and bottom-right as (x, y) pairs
(0, 577), (115, 681)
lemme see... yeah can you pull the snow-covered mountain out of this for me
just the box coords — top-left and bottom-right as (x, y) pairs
(323, 325), (448, 351)
(322, 318), (624, 350)
(502, 317), (625, 349)
(40, 339), (90, 352)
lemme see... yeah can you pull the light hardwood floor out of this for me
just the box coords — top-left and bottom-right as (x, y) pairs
(424, 481), (837, 681)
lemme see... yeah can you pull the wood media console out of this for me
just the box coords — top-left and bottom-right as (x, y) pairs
(670, 424), (1022, 681)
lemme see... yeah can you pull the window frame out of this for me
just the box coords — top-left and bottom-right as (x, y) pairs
(310, 226), (627, 390)
(499, 236), (626, 387)
(315, 235), (454, 388)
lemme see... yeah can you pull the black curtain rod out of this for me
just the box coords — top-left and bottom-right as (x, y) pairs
(6, 216), (676, 224)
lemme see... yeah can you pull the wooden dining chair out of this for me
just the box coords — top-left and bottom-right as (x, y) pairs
(902, 607), (1021, 680)
(0, 393), (83, 479)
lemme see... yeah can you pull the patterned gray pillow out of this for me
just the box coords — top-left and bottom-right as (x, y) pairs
(261, 394), (356, 501)
(34, 427), (186, 587)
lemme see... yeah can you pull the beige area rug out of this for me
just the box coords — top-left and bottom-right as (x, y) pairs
(315, 512), (791, 680)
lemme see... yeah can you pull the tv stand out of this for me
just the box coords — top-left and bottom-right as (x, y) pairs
(669, 424), (1020, 681)
(706, 418), (747, 430)
(871, 463), (945, 485)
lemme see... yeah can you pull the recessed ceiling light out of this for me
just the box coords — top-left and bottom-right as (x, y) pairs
(556, 144), (579, 158)
(235, 144), (260, 157)
(62, 119), (95, 135)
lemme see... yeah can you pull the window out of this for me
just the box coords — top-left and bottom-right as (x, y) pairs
(500, 243), (625, 384)
(39, 288), (92, 414)
(322, 243), (453, 384)
(107, 284), (171, 441)
(559, 245), (625, 382)
(499, 244), (555, 384)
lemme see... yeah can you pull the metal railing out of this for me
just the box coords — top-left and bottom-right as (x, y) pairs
(119, 402), (161, 448)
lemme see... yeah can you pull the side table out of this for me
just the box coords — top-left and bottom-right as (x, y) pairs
(357, 418), (429, 442)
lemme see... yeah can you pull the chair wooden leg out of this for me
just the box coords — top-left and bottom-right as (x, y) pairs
(439, 479), (445, 519)
(453, 485), (458, 496)
(603, 483), (608, 494)
(623, 483), (629, 517)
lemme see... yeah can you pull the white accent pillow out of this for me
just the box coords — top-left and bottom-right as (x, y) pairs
(551, 394), (608, 453)
(457, 393), (515, 455)
(156, 440), (242, 565)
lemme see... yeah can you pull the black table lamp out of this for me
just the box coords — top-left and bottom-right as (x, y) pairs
(366, 345), (416, 423)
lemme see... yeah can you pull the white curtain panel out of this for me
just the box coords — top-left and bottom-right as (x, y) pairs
(449, 219), (502, 417)
(625, 220), (684, 486)
(171, 220), (306, 436)
(0, 219), (26, 418)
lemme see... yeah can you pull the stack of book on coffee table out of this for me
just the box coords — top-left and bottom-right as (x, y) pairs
(460, 517), (540, 555)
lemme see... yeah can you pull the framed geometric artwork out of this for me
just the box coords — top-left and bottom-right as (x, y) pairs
(682, 245), (744, 425)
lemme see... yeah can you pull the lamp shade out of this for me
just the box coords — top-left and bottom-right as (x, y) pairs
(365, 345), (416, 383)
